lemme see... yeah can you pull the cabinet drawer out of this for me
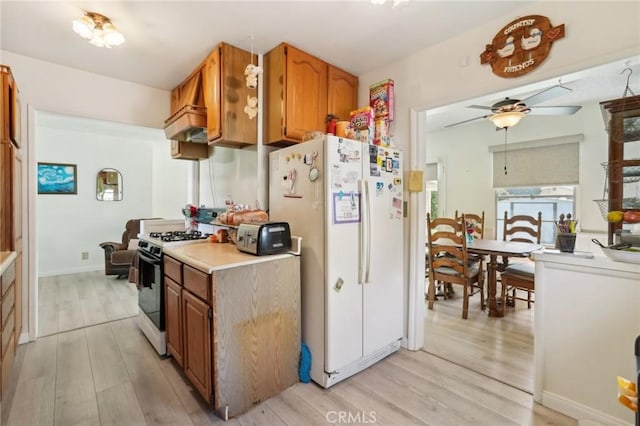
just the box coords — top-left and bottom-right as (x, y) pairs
(1, 284), (14, 327)
(1, 261), (15, 296)
(1, 308), (13, 355)
(183, 265), (210, 302)
(164, 256), (182, 284)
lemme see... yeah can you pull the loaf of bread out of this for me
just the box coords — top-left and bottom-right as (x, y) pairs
(218, 210), (269, 225)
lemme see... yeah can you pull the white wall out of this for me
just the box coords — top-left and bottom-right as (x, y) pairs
(152, 140), (189, 219)
(35, 112), (184, 276)
(198, 146), (258, 208)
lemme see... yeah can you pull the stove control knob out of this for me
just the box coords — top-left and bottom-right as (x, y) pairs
(152, 246), (161, 256)
(139, 241), (147, 249)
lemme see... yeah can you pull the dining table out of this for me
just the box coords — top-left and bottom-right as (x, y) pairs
(466, 239), (543, 317)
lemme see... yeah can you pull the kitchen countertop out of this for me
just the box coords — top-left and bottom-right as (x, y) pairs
(163, 242), (296, 274)
(534, 249), (640, 274)
(0, 251), (16, 275)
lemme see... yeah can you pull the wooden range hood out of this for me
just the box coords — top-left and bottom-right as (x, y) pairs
(163, 70), (208, 143)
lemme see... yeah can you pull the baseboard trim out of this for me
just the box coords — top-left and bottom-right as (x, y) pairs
(542, 390), (632, 425)
(39, 266), (103, 277)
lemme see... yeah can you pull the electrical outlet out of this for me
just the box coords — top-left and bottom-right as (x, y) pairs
(82, 252), (89, 260)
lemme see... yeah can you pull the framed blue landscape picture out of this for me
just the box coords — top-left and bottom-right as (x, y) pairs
(37, 162), (77, 194)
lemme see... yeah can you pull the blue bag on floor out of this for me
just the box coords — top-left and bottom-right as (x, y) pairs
(299, 343), (311, 383)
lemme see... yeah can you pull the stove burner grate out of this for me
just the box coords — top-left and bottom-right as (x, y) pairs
(149, 230), (210, 242)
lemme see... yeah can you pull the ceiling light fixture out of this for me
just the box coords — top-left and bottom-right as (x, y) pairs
(72, 12), (125, 48)
(489, 111), (525, 128)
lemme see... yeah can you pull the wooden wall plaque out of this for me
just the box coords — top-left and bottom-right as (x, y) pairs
(480, 15), (565, 78)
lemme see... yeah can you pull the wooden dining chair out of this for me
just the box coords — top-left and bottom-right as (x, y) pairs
(426, 213), (485, 319)
(455, 210), (485, 240)
(501, 211), (542, 309)
(453, 210), (486, 300)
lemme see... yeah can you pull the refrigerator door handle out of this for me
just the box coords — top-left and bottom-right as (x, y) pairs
(358, 179), (365, 284)
(364, 179), (371, 284)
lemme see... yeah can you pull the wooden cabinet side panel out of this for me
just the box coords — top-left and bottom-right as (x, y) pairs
(203, 47), (222, 142)
(285, 46), (328, 141)
(216, 43), (257, 146)
(213, 256), (300, 417)
(263, 44), (286, 144)
(182, 290), (212, 402)
(165, 277), (183, 366)
(327, 65), (358, 122)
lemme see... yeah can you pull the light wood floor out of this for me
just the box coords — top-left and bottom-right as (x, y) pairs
(1, 315), (575, 426)
(38, 271), (139, 337)
(1, 274), (577, 426)
(423, 284), (534, 393)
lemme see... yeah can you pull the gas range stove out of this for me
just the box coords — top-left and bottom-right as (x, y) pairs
(149, 230), (210, 243)
(138, 230), (210, 258)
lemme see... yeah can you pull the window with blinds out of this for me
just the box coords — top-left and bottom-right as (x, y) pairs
(490, 134), (582, 188)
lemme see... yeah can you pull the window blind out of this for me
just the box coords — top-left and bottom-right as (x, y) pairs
(425, 162), (438, 181)
(490, 135), (582, 188)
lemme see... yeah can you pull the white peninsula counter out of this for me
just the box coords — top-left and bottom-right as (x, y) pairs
(533, 251), (640, 425)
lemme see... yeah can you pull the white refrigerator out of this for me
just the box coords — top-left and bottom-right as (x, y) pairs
(268, 135), (404, 388)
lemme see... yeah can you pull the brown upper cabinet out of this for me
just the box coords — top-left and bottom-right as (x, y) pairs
(328, 65), (359, 122)
(202, 43), (258, 148)
(263, 43), (358, 146)
(165, 42), (258, 151)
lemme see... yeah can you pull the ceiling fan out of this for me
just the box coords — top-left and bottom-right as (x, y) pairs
(445, 84), (583, 129)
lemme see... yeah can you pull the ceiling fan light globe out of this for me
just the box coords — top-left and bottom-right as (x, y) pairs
(72, 15), (95, 39)
(89, 34), (106, 48)
(103, 25), (125, 46)
(490, 111), (525, 128)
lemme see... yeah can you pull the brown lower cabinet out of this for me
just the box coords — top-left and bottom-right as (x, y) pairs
(164, 277), (183, 367)
(163, 253), (301, 420)
(182, 289), (212, 401)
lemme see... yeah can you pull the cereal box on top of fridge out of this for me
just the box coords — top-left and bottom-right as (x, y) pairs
(349, 106), (374, 144)
(370, 79), (394, 121)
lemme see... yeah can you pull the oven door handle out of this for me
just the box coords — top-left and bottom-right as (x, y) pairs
(138, 251), (162, 266)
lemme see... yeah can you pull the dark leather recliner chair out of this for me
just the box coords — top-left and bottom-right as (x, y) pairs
(99, 219), (142, 278)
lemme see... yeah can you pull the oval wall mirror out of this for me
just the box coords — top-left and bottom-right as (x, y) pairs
(96, 168), (123, 201)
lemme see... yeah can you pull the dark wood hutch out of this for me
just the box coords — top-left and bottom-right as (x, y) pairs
(600, 94), (640, 244)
